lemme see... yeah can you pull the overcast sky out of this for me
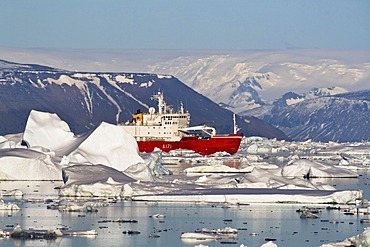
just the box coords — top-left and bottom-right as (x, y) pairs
(1, 0), (369, 50)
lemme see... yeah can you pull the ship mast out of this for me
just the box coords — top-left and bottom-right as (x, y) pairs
(233, 114), (240, 134)
(152, 92), (166, 114)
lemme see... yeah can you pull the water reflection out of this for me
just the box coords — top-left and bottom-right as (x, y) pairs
(0, 172), (369, 247)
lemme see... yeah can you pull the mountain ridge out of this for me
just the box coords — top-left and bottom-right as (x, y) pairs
(0, 59), (288, 141)
(244, 89), (370, 142)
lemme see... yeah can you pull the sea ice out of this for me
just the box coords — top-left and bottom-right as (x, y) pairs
(0, 110), (366, 206)
(66, 121), (144, 172)
(22, 110), (76, 152)
(0, 133), (23, 149)
(261, 241), (278, 247)
(0, 200), (20, 210)
(0, 148), (61, 180)
(282, 159), (358, 178)
(23, 110), (143, 171)
(320, 227), (370, 247)
(185, 164), (253, 173)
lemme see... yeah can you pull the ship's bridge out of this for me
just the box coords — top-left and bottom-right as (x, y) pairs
(120, 92), (191, 141)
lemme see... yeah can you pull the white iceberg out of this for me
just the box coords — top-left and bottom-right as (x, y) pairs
(261, 242), (278, 247)
(0, 110), (365, 206)
(57, 200), (98, 212)
(0, 200), (20, 210)
(181, 232), (222, 240)
(131, 187), (361, 204)
(185, 164), (253, 173)
(22, 110), (76, 152)
(0, 148), (61, 180)
(66, 121), (143, 171)
(0, 110), (147, 181)
(22, 110), (144, 171)
(62, 164), (136, 185)
(320, 227), (370, 247)
(0, 133), (24, 149)
(60, 164), (136, 197)
(282, 160), (358, 178)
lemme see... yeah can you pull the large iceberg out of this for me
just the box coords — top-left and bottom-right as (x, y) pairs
(0, 110), (144, 181)
(0, 110), (365, 205)
(282, 159), (358, 178)
(0, 148), (61, 180)
(23, 110), (144, 171)
(22, 110), (76, 153)
(66, 121), (143, 171)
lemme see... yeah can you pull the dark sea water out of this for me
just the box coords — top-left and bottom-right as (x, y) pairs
(0, 171), (369, 247)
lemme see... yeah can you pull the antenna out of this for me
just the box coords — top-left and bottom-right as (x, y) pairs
(233, 114), (240, 134)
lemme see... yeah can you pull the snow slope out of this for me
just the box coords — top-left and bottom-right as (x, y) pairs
(0, 59), (288, 140)
(146, 50), (370, 106)
(246, 89), (370, 142)
(1, 48), (369, 114)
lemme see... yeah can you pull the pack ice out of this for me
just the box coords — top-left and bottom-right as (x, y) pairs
(0, 110), (366, 204)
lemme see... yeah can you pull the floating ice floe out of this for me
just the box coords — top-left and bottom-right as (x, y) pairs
(0, 200), (20, 210)
(185, 164), (253, 173)
(56, 201), (99, 212)
(131, 187), (361, 204)
(0, 225), (97, 239)
(0, 148), (62, 180)
(299, 210), (320, 219)
(0, 189), (23, 197)
(181, 227), (237, 241)
(320, 227), (370, 247)
(282, 159), (358, 178)
(150, 213), (166, 219)
(0, 133), (23, 149)
(59, 151), (170, 197)
(260, 242), (278, 247)
(0, 110), (366, 205)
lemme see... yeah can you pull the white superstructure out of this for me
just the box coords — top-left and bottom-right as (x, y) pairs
(120, 92), (191, 141)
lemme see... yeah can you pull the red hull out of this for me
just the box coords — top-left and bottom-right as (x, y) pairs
(137, 134), (243, 155)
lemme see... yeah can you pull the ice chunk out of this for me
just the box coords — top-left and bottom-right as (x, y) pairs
(0, 149), (61, 180)
(67, 122), (144, 171)
(22, 110), (143, 171)
(123, 163), (153, 181)
(320, 227), (370, 247)
(0, 133), (24, 149)
(282, 160), (358, 178)
(57, 201), (98, 212)
(261, 241), (278, 247)
(62, 164), (136, 185)
(61, 164), (138, 197)
(185, 164), (253, 173)
(22, 110), (76, 152)
(132, 187), (362, 204)
(124, 150), (172, 181)
(0, 200), (20, 210)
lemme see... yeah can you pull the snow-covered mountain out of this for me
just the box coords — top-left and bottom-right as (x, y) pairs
(146, 50), (370, 113)
(244, 88), (370, 142)
(269, 86), (348, 108)
(1, 49), (369, 115)
(1, 49), (369, 142)
(0, 59), (288, 140)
